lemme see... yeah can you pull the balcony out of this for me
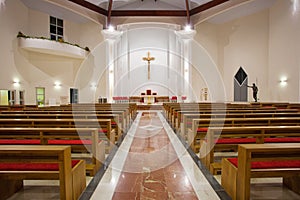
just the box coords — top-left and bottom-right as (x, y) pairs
(18, 37), (88, 59)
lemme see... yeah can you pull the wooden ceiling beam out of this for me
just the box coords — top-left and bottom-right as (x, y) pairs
(111, 10), (187, 17)
(68, 0), (108, 16)
(185, 0), (190, 24)
(68, 0), (229, 18)
(190, 0), (229, 16)
(107, 0), (113, 25)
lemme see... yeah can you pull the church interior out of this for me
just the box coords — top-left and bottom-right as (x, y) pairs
(1, 0), (300, 199)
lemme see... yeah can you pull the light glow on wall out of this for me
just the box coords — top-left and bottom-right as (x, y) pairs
(90, 83), (97, 90)
(54, 81), (62, 89)
(0, 0), (5, 8)
(292, 0), (299, 15)
(13, 79), (20, 87)
(280, 77), (287, 87)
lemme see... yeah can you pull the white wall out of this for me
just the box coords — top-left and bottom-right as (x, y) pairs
(268, 0), (300, 102)
(194, 0), (300, 102)
(112, 24), (184, 98)
(194, 8), (269, 102)
(0, 0), (103, 105)
(193, 22), (220, 101)
(219, 10), (269, 102)
(0, 0), (29, 92)
(2, 0), (300, 104)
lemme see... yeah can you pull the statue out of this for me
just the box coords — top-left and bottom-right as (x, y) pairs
(246, 83), (258, 102)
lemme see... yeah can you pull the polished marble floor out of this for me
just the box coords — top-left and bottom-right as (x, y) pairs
(90, 111), (220, 200)
(6, 111), (300, 200)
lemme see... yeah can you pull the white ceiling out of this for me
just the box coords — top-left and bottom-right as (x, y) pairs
(20, 0), (277, 24)
(207, 0), (277, 24)
(86, 0), (212, 10)
(21, 0), (91, 23)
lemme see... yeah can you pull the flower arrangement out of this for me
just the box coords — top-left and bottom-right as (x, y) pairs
(17, 31), (90, 52)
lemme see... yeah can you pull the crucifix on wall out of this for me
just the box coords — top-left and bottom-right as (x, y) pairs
(142, 51), (155, 80)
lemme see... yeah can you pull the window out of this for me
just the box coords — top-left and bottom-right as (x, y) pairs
(50, 16), (63, 41)
(36, 87), (45, 106)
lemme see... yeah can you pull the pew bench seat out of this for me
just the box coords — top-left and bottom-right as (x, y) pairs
(216, 137), (300, 144)
(0, 145), (86, 200)
(222, 158), (300, 200)
(199, 126), (300, 174)
(0, 138), (105, 176)
(227, 157), (300, 169)
(188, 117), (300, 152)
(207, 137), (300, 175)
(221, 144), (300, 200)
(0, 139), (95, 145)
(0, 128), (106, 176)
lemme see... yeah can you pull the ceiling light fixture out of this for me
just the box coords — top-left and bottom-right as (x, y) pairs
(184, 24), (192, 31)
(108, 24), (115, 32)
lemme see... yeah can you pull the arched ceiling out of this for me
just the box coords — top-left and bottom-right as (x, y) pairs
(69, 0), (230, 17)
(20, 0), (277, 25)
(88, 0), (211, 10)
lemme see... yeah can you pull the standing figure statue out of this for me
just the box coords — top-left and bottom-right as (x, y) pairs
(247, 83), (258, 102)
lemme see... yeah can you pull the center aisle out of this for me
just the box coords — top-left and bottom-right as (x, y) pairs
(90, 111), (222, 199)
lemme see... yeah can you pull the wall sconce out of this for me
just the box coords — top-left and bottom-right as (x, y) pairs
(280, 77), (287, 86)
(90, 83), (97, 90)
(54, 81), (62, 89)
(13, 79), (20, 87)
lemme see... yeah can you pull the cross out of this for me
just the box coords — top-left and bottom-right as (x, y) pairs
(142, 51), (155, 80)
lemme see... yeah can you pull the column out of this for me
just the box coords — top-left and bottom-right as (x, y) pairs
(175, 29), (196, 102)
(101, 29), (123, 102)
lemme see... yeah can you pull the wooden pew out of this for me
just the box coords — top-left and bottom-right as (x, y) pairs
(221, 143), (300, 200)
(188, 117), (300, 153)
(163, 102), (299, 129)
(201, 126), (300, 173)
(0, 145), (86, 200)
(181, 112), (300, 137)
(174, 108), (298, 131)
(30, 103), (137, 126)
(163, 102), (264, 125)
(0, 110), (127, 133)
(0, 113), (122, 140)
(0, 118), (114, 152)
(0, 127), (105, 176)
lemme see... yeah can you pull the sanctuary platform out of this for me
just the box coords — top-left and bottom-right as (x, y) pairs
(136, 103), (163, 110)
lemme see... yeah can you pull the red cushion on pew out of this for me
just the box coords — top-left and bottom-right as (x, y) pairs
(0, 160), (80, 171)
(264, 137), (300, 143)
(48, 139), (92, 145)
(216, 138), (256, 144)
(197, 128), (208, 132)
(0, 139), (40, 145)
(228, 158), (300, 169)
(263, 106), (274, 109)
(111, 122), (117, 125)
(98, 129), (107, 133)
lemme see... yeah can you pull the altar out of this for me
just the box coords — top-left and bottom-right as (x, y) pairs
(142, 95), (156, 104)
